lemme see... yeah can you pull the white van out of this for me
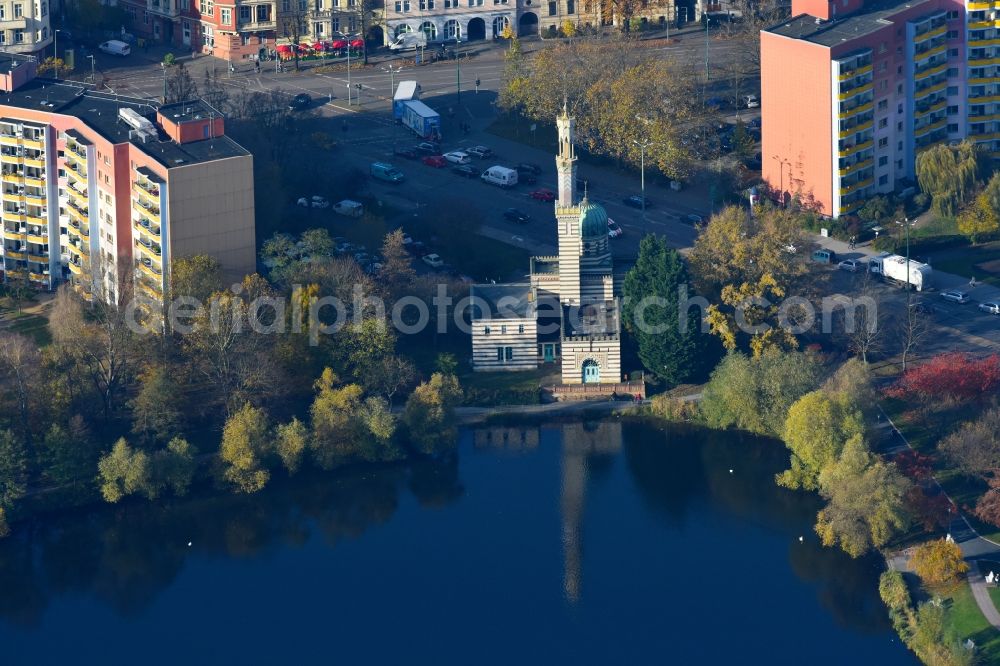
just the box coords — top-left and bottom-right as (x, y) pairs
(388, 32), (428, 51)
(99, 40), (131, 56)
(333, 199), (364, 217)
(481, 166), (518, 188)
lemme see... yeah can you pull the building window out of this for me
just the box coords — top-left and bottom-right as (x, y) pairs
(505, 347), (513, 361)
(395, 0), (409, 10)
(14, 29), (23, 43)
(315, 22), (324, 35)
(949, 48), (958, 57)
(497, 348), (503, 361)
(220, 7), (231, 24)
(13, 4), (22, 17)
(144, 10), (150, 24)
(878, 156), (888, 166)
(897, 103), (903, 114)
(897, 141), (903, 151)
(484, 326), (491, 335)
(947, 105), (958, 115)
(40, 0), (46, 15)
(419, 0), (434, 8)
(518, 324), (524, 333)
(548, 0), (556, 14)
(878, 175), (888, 186)
(878, 42), (886, 53)
(567, 0), (574, 11)
(299, 0), (307, 8)
(896, 121), (903, 131)
(331, 17), (339, 30)
(239, 5), (250, 19)
(878, 137), (888, 148)
(896, 83), (903, 94)
(947, 30), (958, 39)
(877, 99), (887, 111)
(896, 65), (901, 75)
(878, 118), (887, 128)
(500, 324), (507, 334)
(878, 61), (886, 73)
(348, 16), (356, 30)
(896, 159), (903, 170)
(0, 7), (5, 18)
(947, 123), (958, 132)
(947, 67), (958, 77)
(947, 86), (958, 95)
(947, 9), (958, 19)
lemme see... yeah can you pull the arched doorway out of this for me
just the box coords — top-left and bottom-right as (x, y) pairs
(492, 15), (510, 38)
(420, 21), (437, 41)
(367, 25), (384, 46)
(518, 12), (538, 36)
(467, 17), (486, 40)
(394, 24), (412, 39)
(444, 19), (461, 40)
(582, 359), (600, 384)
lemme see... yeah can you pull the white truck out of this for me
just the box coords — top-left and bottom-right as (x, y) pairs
(481, 166), (518, 188)
(388, 32), (427, 51)
(393, 80), (422, 119)
(868, 252), (932, 291)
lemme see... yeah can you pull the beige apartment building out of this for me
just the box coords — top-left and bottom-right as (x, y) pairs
(0, 0), (51, 54)
(0, 54), (255, 309)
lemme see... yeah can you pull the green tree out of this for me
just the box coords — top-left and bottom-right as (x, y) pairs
(275, 417), (308, 474)
(37, 417), (99, 490)
(403, 372), (463, 455)
(219, 403), (271, 493)
(336, 318), (396, 385)
(915, 140), (987, 217)
(155, 437), (198, 497)
(814, 435), (910, 557)
(858, 195), (892, 225)
(700, 350), (822, 437)
(622, 235), (711, 385)
(97, 438), (152, 503)
(910, 538), (969, 587)
(0, 429), (27, 511)
(309, 368), (365, 469)
(129, 366), (185, 443)
(956, 191), (999, 244)
(170, 255), (224, 302)
(777, 390), (865, 491)
(0, 507), (8, 537)
(357, 396), (400, 461)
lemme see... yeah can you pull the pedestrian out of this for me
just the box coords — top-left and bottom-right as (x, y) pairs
(971, 276), (978, 288)
(255, 61), (260, 74)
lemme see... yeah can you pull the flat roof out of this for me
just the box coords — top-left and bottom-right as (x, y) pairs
(563, 300), (619, 338)
(0, 80), (248, 168)
(159, 99), (222, 124)
(765, 0), (937, 47)
(471, 283), (533, 319)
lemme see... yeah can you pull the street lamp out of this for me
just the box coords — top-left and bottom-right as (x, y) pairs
(455, 37), (462, 104)
(897, 217), (911, 293)
(88, 54), (96, 85)
(52, 29), (64, 79)
(633, 137), (652, 220)
(382, 63), (403, 110)
(160, 62), (167, 103)
(771, 154), (790, 207)
(704, 14), (711, 85)
(347, 38), (352, 105)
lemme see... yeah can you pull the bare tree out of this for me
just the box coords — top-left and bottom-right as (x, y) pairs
(281, 7), (307, 72)
(840, 273), (884, 365)
(896, 298), (930, 371)
(0, 332), (40, 444)
(352, 0), (379, 65)
(165, 63), (199, 103)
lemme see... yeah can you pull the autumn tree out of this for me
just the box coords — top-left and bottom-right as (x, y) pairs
(165, 63), (199, 104)
(97, 438), (152, 503)
(380, 229), (417, 302)
(622, 235), (713, 385)
(171, 255), (225, 303)
(403, 372), (463, 455)
(906, 487), (953, 532)
(814, 435), (910, 557)
(0, 429), (27, 516)
(154, 436), (198, 497)
(938, 408), (1000, 480)
(129, 365), (186, 444)
(886, 353), (1000, 403)
(275, 417), (308, 475)
(778, 389), (865, 491)
(219, 403), (271, 493)
(957, 191), (999, 244)
(911, 539), (969, 587)
(309, 368), (365, 469)
(0, 332), (41, 444)
(974, 476), (1000, 528)
(700, 350), (822, 437)
(915, 140), (987, 217)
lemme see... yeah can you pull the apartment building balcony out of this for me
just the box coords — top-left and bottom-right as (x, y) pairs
(837, 81), (873, 102)
(968, 1), (991, 10)
(914, 62), (948, 81)
(915, 119), (948, 138)
(968, 19), (999, 30)
(66, 239), (87, 259)
(136, 278), (161, 299)
(913, 43), (946, 61)
(21, 138), (43, 152)
(66, 161), (88, 183)
(913, 24), (947, 44)
(0, 170), (23, 185)
(914, 80), (948, 101)
(23, 174), (44, 188)
(134, 198), (161, 221)
(66, 142), (87, 160)
(968, 35), (1000, 47)
(838, 119), (873, 139)
(68, 259), (83, 275)
(65, 183), (88, 205)
(838, 100), (874, 119)
(133, 217), (161, 240)
(839, 158), (873, 176)
(838, 63), (873, 81)
(3, 248), (48, 263)
(132, 181), (160, 205)
(838, 139), (874, 157)
(65, 198), (89, 222)
(137, 257), (163, 280)
(22, 155), (45, 169)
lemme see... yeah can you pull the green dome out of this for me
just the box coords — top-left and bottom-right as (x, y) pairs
(578, 197), (608, 238)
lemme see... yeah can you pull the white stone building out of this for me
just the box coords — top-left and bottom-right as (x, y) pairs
(0, 0), (51, 55)
(382, 0), (514, 44)
(470, 106), (623, 385)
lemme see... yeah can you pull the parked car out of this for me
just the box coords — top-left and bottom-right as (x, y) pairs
(414, 142), (440, 154)
(99, 40), (131, 56)
(517, 171), (538, 185)
(838, 259), (862, 272)
(451, 164), (478, 178)
(400, 234), (413, 245)
(623, 195), (653, 209)
(516, 162), (542, 175)
(393, 146), (419, 160)
(467, 145), (493, 158)
(297, 195), (330, 208)
(738, 94), (760, 109)
(288, 93), (312, 110)
(941, 290), (970, 304)
(443, 151), (471, 165)
(503, 208), (531, 224)
(608, 219), (623, 238)
(422, 253), (445, 268)
(530, 188), (556, 202)
(979, 301), (1000, 314)
(422, 155), (447, 168)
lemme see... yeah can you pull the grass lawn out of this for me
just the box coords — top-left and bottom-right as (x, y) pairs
(932, 241), (1000, 287)
(935, 581), (1000, 661)
(3, 311), (51, 346)
(460, 365), (559, 406)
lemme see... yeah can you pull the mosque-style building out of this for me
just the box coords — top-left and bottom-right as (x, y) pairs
(470, 105), (622, 385)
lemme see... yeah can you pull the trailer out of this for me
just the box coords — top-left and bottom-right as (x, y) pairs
(868, 252), (932, 291)
(393, 80), (422, 120)
(400, 100), (441, 140)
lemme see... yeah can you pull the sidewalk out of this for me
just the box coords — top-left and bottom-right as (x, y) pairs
(813, 233), (1000, 304)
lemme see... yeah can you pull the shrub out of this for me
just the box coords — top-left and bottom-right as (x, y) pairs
(648, 394), (699, 422)
(163, 53), (175, 66)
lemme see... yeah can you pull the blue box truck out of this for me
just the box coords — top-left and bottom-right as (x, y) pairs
(400, 100), (441, 140)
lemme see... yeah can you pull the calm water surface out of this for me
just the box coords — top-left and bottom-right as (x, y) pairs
(0, 419), (914, 665)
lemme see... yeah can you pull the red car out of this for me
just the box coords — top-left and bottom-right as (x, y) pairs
(422, 155), (447, 168)
(529, 188), (556, 202)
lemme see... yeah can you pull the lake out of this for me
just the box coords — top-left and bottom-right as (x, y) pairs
(0, 418), (914, 665)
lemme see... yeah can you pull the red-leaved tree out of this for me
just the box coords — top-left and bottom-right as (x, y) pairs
(906, 487), (953, 531)
(884, 353), (1000, 402)
(975, 475), (1000, 528)
(895, 450), (935, 481)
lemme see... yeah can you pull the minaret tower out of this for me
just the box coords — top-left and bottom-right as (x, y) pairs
(556, 98), (577, 208)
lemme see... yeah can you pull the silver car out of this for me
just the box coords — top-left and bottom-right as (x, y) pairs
(979, 301), (1000, 314)
(941, 290), (970, 304)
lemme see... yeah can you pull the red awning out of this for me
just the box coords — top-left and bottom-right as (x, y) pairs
(276, 44), (291, 52)
(312, 42), (324, 50)
(331, 40), (348, 49)
(350, 39), (365, 49)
